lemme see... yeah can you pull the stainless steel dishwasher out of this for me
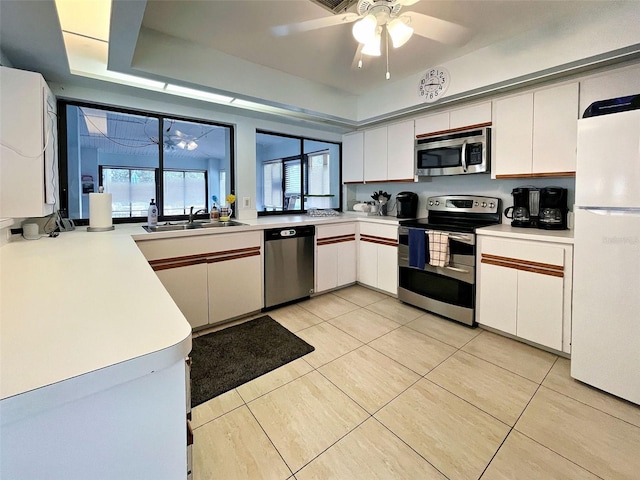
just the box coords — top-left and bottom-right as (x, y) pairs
(264, 225), (315, 309)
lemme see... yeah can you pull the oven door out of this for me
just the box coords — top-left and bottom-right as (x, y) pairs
(398, 228), (477, 326)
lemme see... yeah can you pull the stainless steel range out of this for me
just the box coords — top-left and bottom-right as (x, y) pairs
(398, 195), (501, 326)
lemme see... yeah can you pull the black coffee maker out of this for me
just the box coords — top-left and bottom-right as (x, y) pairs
(504, 187), (538, 227)
(396, 192), (418, 218)
(538, 187), (568, 230)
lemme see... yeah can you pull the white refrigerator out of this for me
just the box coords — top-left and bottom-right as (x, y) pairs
(571, 108), (640, 405)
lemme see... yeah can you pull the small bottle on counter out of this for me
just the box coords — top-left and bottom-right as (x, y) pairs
(147, 199), (158, 227)
(210, 204), (219, 221)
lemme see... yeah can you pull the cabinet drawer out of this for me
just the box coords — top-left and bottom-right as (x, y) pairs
(316, 223), (356, 240)
(137, 231), (261, 260)
(358, 222), (397, 241)
(480, 237), (565, 266)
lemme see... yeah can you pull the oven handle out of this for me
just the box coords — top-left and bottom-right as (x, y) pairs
(445, 265), (471, 274)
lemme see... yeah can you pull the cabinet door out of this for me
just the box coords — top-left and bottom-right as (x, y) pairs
(377, 244), (398, 295)
(477, 263), (518, 335)
(532, 82), (579, 174)
(493, 93), (534, 177)
(357, 240), (378, 288)
(516, 270), (564, 351)
(342, 132), (364, 183)
(156, 264), (209, 329)
(449, 102), (492, 129)
(336, 240), (357, 287)
(316, 243), (338, 293)
(364, 126), (388, 182)
(208, 255), (262, 325)
(386, 121), (415, 181)
(415, 112), (449, 136)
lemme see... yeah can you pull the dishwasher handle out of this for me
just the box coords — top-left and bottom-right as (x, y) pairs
(264, 225), (315, 241)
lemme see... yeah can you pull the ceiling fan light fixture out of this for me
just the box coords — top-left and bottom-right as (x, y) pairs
(387, 17), (413, 48)
(352, 14), (377, 44)
(186, 140), (198, 151)
(361, 28), (382, 56)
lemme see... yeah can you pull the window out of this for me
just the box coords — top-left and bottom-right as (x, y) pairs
(101, 167), (156, 217)
(163, 170), (207, 215)
(60, 103), (233, 222)
(255, 132), (340, 214)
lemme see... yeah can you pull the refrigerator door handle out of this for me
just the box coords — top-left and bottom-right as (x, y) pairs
(579, 206), (640, 216)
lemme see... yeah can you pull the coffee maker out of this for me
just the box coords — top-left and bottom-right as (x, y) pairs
(396, 192), (418, 218)
(504, 187), (538, 227)
(538, 187), (568, 230)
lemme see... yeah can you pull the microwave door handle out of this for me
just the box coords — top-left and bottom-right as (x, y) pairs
(461, 140), (468, 172)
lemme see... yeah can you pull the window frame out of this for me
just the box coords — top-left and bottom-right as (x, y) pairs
(256, 130), (342, 216)
(57, 100), (234, 224)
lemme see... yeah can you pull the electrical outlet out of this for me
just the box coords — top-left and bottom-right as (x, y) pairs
(243, 197), (251, 208)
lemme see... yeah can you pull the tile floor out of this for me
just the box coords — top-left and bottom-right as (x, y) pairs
(191, 285), (640, 480)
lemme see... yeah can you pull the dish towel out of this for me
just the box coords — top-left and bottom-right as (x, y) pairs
(408, 228), (427, 269)
(428, 231), (450, 267)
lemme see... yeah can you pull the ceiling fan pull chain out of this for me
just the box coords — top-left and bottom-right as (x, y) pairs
(385, 26), (390, 80)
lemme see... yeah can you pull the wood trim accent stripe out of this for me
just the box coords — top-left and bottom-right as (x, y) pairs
(317, 234), (356, 246)
(207, 248), (261, 264)
(149, 246), (261, 271)
(481, 253), (564, 278)
(360, 234), (397, 247)
(495, 171), (575, 179)
(416, 122), (492, 139)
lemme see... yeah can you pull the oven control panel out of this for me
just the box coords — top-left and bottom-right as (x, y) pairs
(427, 195), (500, 214)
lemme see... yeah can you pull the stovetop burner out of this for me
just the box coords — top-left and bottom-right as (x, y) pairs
(399, 195), (502, 233)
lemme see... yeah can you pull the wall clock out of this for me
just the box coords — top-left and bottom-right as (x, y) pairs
(418, 67), (450, 103)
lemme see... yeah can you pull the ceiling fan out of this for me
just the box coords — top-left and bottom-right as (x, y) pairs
(273, 0), (470, 69)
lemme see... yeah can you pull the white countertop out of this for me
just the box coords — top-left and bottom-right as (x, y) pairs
(132, 212), (399, 242)
(1, 213), (397, 405)
(477, 224), (574, 244)
(0, 227), (192, 406)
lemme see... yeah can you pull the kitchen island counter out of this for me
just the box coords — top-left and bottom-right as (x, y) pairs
(0, 227), (192, 478)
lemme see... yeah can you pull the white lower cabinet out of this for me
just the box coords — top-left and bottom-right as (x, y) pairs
(208, 254), (262, 324)
(477, 235), (572, 353)
(316, 223), (357, 293)
(156, 263), (209, 329)
(136, 231), (263, 329)
(357, 222), (398, 296)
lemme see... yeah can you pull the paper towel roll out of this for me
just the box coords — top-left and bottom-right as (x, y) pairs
(88, 193), (114, 232)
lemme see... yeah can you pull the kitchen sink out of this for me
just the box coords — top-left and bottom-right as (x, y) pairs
(144, 220), (247, 232)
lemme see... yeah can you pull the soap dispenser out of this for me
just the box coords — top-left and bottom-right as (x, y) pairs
(147, 199), (158, 227)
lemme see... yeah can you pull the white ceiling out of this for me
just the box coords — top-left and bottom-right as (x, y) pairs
(1, 0), (639, 128)
(138, 0), (587, 95)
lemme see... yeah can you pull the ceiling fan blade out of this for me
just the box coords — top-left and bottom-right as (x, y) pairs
(397, 0), (421, 6)
(272, 12), (359, 36)
(403, 11), (471, 46)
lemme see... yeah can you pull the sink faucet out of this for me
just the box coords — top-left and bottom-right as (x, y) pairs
(188, 206), (208, 223)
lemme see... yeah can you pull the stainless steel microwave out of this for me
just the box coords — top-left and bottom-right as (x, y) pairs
(415, 126), (490, 176)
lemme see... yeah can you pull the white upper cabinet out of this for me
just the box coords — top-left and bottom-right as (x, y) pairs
(415, 101), (492, 137)
(0, 66), (59, 218)
(414, 112), (449, 137)
(364, 126), (388, 182)
(532, 83), (579, 174)
(493, 82), (579, 178)
(449, 102), (493, 129)
(362, 120), (415, 183)
(386, 120), (415, 181)
(493, 93), (535, 176)
(342, 131), (364, 183)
